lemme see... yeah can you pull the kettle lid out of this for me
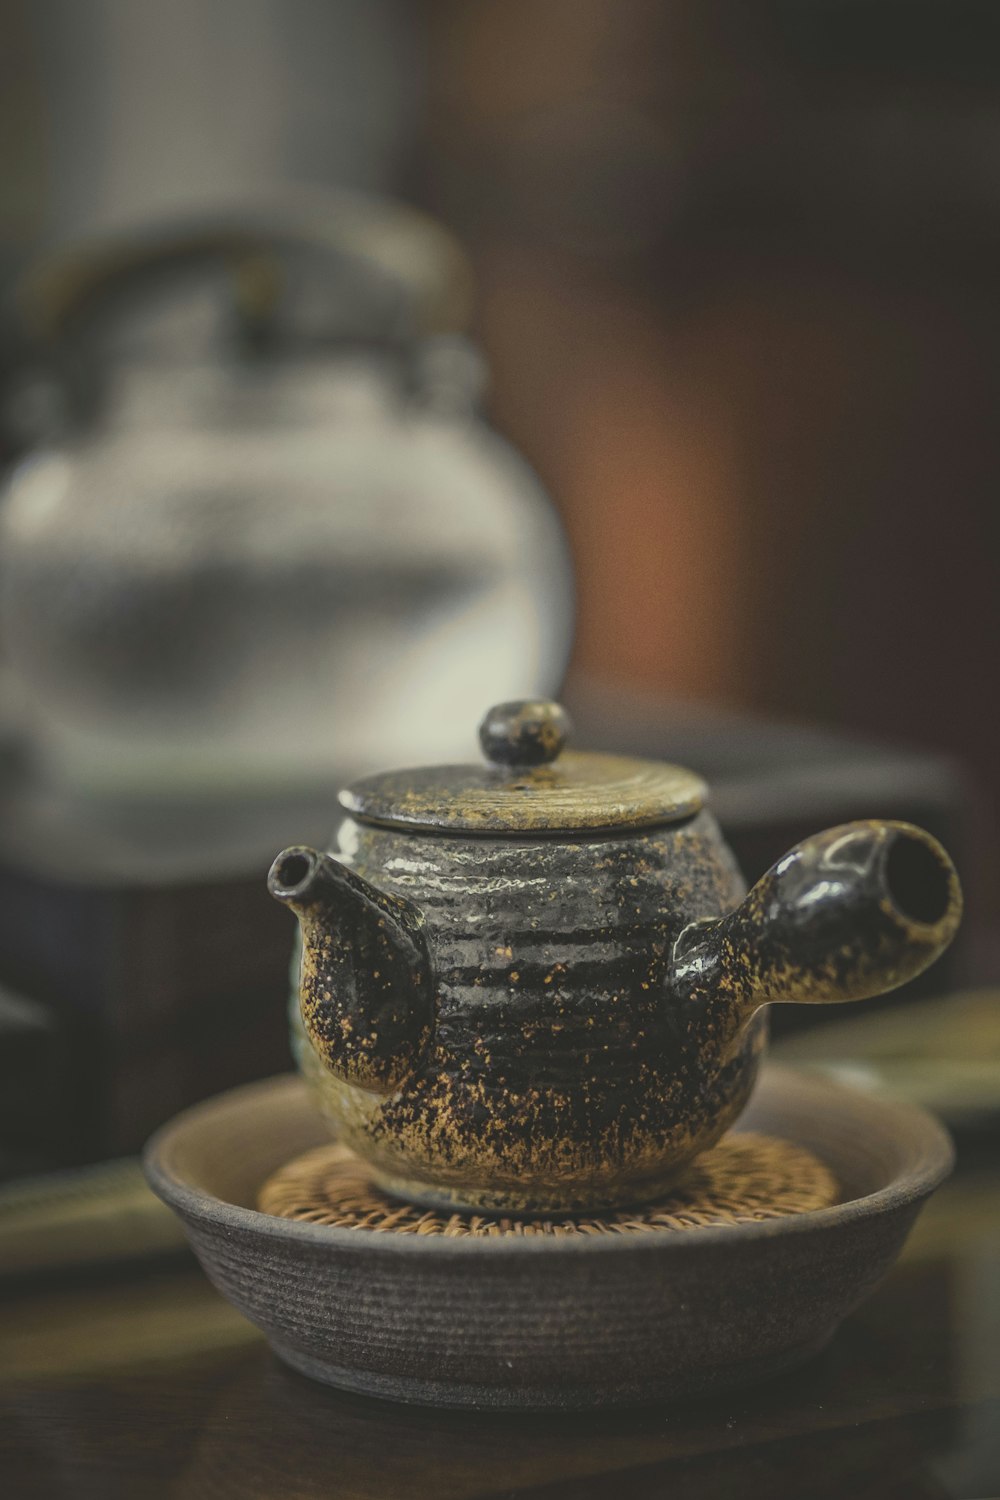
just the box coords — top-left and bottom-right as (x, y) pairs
(339, 700), (705, 835)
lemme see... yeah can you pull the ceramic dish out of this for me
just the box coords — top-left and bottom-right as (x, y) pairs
(144, 1065), (952, 1410)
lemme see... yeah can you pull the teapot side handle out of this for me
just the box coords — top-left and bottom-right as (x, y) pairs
(671, 820), (961, 1018)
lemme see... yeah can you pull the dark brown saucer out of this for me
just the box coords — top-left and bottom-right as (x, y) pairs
(144, 1065), (953, 1410)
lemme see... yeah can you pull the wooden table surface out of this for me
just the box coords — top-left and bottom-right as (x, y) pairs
(2, 1146), (999, 1500)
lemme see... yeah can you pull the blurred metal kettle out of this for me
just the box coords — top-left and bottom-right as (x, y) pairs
(0, 194), (573, 799)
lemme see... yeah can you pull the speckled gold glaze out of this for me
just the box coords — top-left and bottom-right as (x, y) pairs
(339, 700), (705, 834)
(283, 851), (432, 1094)
(269, 701), (962, 1214)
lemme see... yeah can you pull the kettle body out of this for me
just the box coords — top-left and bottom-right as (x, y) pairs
(0, 206), (572, 798)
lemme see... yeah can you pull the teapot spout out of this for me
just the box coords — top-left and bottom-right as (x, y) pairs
(268, 846), (433, 1092)
(672, 821), (962, 1016)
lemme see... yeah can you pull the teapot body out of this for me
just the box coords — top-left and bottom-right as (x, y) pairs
(295, 809), (767, 1213)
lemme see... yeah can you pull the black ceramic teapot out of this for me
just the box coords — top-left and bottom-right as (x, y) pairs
(269, 700), (961, 1213)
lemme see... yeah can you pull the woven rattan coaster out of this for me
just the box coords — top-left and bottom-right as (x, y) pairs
(257, 1132), (839, 1238)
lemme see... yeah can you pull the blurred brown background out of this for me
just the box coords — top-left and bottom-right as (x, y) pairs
(418, 2), (999, 786)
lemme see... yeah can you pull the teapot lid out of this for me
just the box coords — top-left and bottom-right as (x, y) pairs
(339, 700), (705, 835)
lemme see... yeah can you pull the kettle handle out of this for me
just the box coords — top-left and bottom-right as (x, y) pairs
(15, 192), (472, 346)
(2, 191), (475, 458)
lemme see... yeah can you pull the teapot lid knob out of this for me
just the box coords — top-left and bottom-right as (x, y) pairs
(478, 700), (571, 767)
